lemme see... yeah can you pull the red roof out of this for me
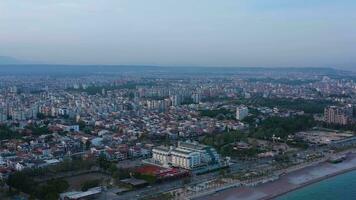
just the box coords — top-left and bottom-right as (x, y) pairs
(136, 165), (188, 178)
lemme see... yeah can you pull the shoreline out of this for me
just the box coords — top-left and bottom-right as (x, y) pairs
(262, 166), (356, 200)
(203, 151), (356, 200)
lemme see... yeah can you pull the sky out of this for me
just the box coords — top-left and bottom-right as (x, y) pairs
(0, 0), (356, 68)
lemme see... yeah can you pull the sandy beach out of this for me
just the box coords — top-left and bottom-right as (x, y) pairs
(202, 152), (356, 200)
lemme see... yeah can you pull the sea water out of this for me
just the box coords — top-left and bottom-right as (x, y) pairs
(277, 170), (356, 200)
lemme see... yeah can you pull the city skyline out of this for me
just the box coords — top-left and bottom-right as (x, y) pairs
(1, 0), (356, 68)
(1, 65), (356, 200)
(2, 1), (356, 200)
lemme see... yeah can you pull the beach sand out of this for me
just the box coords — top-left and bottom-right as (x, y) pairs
(202, 153), (356, 200)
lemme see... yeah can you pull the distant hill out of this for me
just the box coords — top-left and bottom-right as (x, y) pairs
(0, 64), (352, 78)
(0, 56), (23, 64)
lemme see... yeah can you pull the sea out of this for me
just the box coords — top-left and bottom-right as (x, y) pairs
(277, 170), (356, 200)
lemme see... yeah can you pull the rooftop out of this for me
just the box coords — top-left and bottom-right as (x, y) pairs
(120, 177), (148, 186)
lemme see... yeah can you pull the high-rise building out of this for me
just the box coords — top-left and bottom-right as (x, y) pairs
(236, 106), (249, 120)
(192, 93), (201, 104)
(324, 105), (353, 125)
(170, 95), (182, 106)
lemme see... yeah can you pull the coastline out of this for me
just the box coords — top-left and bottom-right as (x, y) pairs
(202, 152), (356, 200)
(263, 166), (356, 200)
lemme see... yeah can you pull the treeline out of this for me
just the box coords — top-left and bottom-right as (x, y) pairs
(50, 158), (96, 173)
(97, 155), (130, 180)
(201, 131), (262, 158)
(247, 78), (317, 85)
(234, 97), (334, 114)
(81, 179), (101, 191)
(0, 124), (52, 140)
(25, 124), (50, 136)
(7, 171), (69, 200)
(6, 157), (123, 199)
(220, 145), (263, 158)
(0, 125), (20, 140)
(200, 108), (234, 119)
(321, 122), (356, 132)
(250, 115), (316, 139)
(201, 116), (315, 157)
(202, 131), (245, 149)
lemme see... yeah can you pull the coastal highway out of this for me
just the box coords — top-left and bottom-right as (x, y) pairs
(110, 168), (233, 200)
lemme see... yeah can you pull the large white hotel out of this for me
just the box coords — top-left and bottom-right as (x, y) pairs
(151, 141), (220, 170)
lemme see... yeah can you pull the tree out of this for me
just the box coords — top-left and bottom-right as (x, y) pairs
(219, 169), (226, 177)
(114, 168), (130, 180)
(81, 179), (100, 191)
(7, 171), (36, 194)
(85, 140), (91, 150)
(36, 179), (69, 200)
(108, 164), (118, 176)
(97, 154), (111, 170)
(133, 173), (156, 184)
(26, 124), (50, 136)
(78, 120), (86, 130)
(250, 116), (316, 140)
(84, 127), (92, 134)
(0, 125), (20, 140)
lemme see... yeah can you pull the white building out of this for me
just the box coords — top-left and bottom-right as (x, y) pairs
(152, 146), (172, 167)
(171, 148), (201, 169)
(15, 162), (25, 171)
(192, 93), (201, 104)
(236, 106), (249, 120)
(58, 108), (69, 116)
(170, 95), (182, 106)
(151, 141), (220, 170)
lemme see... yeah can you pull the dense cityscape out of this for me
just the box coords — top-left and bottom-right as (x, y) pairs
(2, 0), (356, 199)
(0, 66), (355, 199)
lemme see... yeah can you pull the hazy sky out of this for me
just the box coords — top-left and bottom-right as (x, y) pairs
(1, 0), (356, 68)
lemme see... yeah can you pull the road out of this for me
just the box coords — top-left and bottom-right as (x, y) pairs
(110, 142), (356, 200)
